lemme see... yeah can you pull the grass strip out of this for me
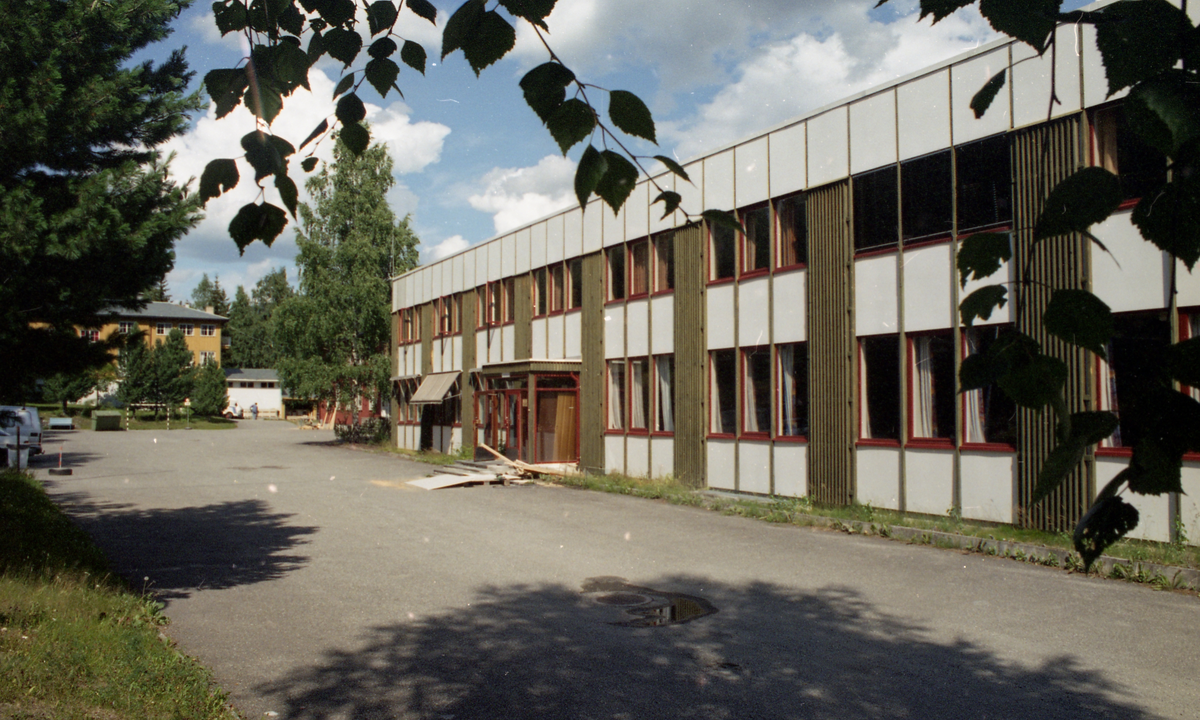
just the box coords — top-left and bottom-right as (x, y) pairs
(0, 469), (237, 719)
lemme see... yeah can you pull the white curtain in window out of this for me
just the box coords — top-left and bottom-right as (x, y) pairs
(608, 361), (625, 430)
(859, 343), (872, 439)
(1099, 344), (1121, 447)
(631, 360), (647, 429)
(743, 357), (760, 433)
(963, 331), (986, 443)
(913, 336), (935, 438)
(711, 360), (727, 433)
(656, 357), (674, 432)
(779, 344), (796, 435)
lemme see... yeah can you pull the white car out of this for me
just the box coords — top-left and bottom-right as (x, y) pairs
(0, 406), (42, 455)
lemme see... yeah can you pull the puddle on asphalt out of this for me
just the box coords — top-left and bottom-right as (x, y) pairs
(581, 576), (717, 627)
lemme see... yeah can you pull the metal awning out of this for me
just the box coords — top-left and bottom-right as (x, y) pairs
(409, 371), (459, 405)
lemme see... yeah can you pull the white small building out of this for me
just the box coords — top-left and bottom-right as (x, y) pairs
(225, 369), (283, 418)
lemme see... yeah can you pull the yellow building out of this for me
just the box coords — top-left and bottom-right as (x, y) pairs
(82, 302), (228, 365)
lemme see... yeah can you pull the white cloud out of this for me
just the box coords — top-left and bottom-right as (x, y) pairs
(422, 234), (470, 263)
(467, 155), (576, 234)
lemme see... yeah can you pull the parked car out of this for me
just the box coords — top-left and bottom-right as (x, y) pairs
(0, 406), (42, 455)
(223, 404), (244, 420)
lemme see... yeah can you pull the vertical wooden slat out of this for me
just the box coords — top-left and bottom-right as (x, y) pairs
(1012, 115), (1092, 532)
(461, 290), (478, 453)
(674, 224), (707, 487)
(579, 252), (606, 473)
(807, 181), (856, 506)
(390, 308), (400, 444)
(420, 303), (433, 377)
(514, 275), (533, 360)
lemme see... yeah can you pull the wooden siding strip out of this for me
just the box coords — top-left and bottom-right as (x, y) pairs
(579, 252), (606, 473)
(461, 290), (478, 452)
(674, 225), (707, 487)
(515, 275), (533, 360)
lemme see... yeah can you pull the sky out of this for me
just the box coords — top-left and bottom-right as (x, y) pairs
(137, 0), (1086, 303)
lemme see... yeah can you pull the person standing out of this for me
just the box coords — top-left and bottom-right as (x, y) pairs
(251, 403), (258, 421)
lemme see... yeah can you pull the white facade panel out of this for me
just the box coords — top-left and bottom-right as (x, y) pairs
(501, 234), (515, 277)
(738, 441), (771, 494)
(808, 107), (849, 187)
(564, 208), (584, 259)
(855, 255), (899, 335)
(904, 449), (954, 516)
(773, 443), (807, 498)
(1176, 261), (1200, 309)
(626, 436), (649, 478)
(472, 246), (486, 288)
(650, 437), (674, 479)
(583, 200), (603, 254)
(432, 263), (443, 301)
(898, 71), (951, 161)
(707, 439), (736, 490)
(1182, 464), (1200, 546)
(392, 277), (404, 313)
(531, 223), (547, 270)
(1097, 457), (1170, 543)
(488, 328), (503, 364)
(1011, 27), (1081, 128)
(735, 137), (770, 207)
(476, 333), (487, 370)
(431, 343), (442, 373)
(738, 276), (770, 348)
(1092, 211), (1168, 313)
(952, 47), (1011, 144)
(605, 434), (625, 475)
(773, 270), (806, 344)
(516, 228), (531, 274)
(627, 298), (649, 357)
(960, 452), (1014, 523)
(857, 446), (901, 510)
(769, 123), (806, 197)
(850, 91), (897, 174)
(452, 254), (465, 293)
(488, 240), (501, 282)
(546, 216), (564, 265)
(1082, 24), (1126, 109)
(463, 247), (476, 291)
(531, 318), (547, 359)
(604, 304), (625, 359)
(501, 325), (515, 363)
(678, 162), (703, 226)
(626, 180), (649, 241)
(650, 295), (674, 354)
(565, 311), (582, 358)
(902, 243), (953, 332)
(707, 284), (736, 349)
(705, 150), (735, 211)
(649, 173), (675, 234)
(603, 201), (626, 247)
(547, 313), (565, 360)
(451, 335), (463, 372)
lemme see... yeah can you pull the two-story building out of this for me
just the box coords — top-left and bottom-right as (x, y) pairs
(84, 301), (228, 366)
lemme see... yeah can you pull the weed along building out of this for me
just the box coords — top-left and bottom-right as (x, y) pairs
(391, 21), (1200, 546)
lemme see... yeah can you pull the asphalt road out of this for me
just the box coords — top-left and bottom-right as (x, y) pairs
(30, 420), (1200, 719)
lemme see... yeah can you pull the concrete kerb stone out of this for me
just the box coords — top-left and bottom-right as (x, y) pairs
(699, 491), (1200, 592)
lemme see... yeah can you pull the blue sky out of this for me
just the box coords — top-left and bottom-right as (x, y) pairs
(139, 0), (1087, 301)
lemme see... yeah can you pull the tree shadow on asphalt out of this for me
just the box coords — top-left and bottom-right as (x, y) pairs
(256, 578), (1155, 720)
(48, 492), (316, 603)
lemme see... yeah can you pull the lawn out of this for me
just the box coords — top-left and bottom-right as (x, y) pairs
(0, 469), (237, 719)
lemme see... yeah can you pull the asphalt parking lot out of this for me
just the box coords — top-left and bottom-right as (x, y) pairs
(33, 420), (1200, 719)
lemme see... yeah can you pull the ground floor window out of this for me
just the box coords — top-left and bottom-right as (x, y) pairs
(777, 342), (809, 438)
(629, 357), (650, 430)
(655, 355), (675, 433)
(742, 347), (771, 435)
(859, 334), (900, 440)
(910, 332), (955, 441)
(710, 349), (737, 434)
(1099, 312), (1170, 449)
(608, 360), (626, 430)
(963, 326), (1017, 446)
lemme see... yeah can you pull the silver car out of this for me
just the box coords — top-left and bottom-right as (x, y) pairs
(0, 406), (42, 455)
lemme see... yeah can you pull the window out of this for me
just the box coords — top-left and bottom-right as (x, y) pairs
(654, 232), (674, 292)
(80, 329), (99, 342)
(853, 166), (899, 252)
(710, 349), (737, 434)
(180, 323), (194, 336)
(909, 332), (956, 441)
(742, 347), (771, 434)
(550, 263), (565, 313)
(503, 278), (515, 323)
(956, 134), (1012, 232)
(568, 258), (583, 309)
(1094, 105), (1168, 202)
(629, 357), (650, 431)
(629, 240), (650, 297)
(200, 324), (215, 337)
(963, 326), (1017, 446)
(607, 360), (626, 430)
(199, 351), (216, 365)
(608, 246), (626, 301)
(438, 297), (451, 335)
(778, 342), (809, 438)
(156, 323), (169, 335)
(402, 308), (416, 341)
(741, 205), (770, 275)
(654, 355), (675, 433)
(1099, 313), (1170, 449)
(776, 194), (807, 268)
(859, 334), (900, 440)
(535, 268), (549, 317)
(902, 151), (952, 242)
(485, 282), (504, 325)
(119, 321), (137, 334)
(710, 223), (736, 281)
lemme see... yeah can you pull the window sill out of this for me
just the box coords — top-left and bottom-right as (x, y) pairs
(906, 438), (954, 450)
(626, 292), (651, 302)
(738, 434), (771, 443)
(775, 263), (807, 275)
(605, 428), (626, 435)
(707, 433), (736, 440)
(958, 222), (1012, 237)
(902, 235), (953, 251)
(854, 245), (899, 259)
(627, 428), (651, 436)
(857, 438), (900, 447)
(605, 298), (626, 306)
(773, 435), (808, 443)
(739, 268), (770, 281)
(960, 442), (1016, 453)
(1095, 446), (1132, 458)
(651, 289), (675, 298)
(650, 431), (675, 438)
(707, 277), (735, 288)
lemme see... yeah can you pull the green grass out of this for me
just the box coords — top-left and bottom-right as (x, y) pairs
(364, 441), (475, 466)
(0, 470), (237, 719)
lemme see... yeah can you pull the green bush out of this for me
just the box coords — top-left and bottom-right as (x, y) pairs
(334, 417), (389, 444)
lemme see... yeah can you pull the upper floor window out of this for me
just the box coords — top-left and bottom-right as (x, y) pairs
(504, 278), (515, 323)
(902, 150), (953, 243)
(550, 263), (565, 313)
(156, 322), (170, 335)
(742, 347), (772, 435)
(436, 295), (460, 336)
(200, 324), (215, 337)
(180, 323), (194, 336)
(535, 267), (549, 317)
(956, 134), (1012, 232)
(1093, 105), (1168, 203)
(776, 193), (807, 269)
(654, 232), (674, 292)
(853, 166), (899, 253)
(119, 321), (137, 334)
(629, 240), (650, 297)
(608, 245), (626, 301)
(80, 328), (99, 342)
(710, 222), (736, 282)
(741, 205), (771, 276)
(568, 258), (583, 309)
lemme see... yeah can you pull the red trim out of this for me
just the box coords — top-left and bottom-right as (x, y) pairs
(773, 435), (808, 443)
(650, 288), (675, 298)
(854, 244), (899, 259)
(626, 291), (651, 301)
(902, 234), (953, 251)
(906, 438), (954, 450)
(776, 262), (807, 273)
(1182, 452), (1200, 463)
(707, 433), (737, 440)
(739, 268), (770, 281)
(565, 307), (582, 315)
(960, 442), (1016, 453)
(706, 277), (736, 288)
(1095, 446), (1132, 458)
(739, 431), (770, 441)
(604, 429), (626, 436)
(650, 430), (675, 438)
(958, 222), (1012, 237)
(857, 438), (900, 448)
(1117, 198), (1138, 212)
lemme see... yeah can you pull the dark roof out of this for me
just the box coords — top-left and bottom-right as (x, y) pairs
(105, 301), (227, 322)
(224, 368), (279, 382)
